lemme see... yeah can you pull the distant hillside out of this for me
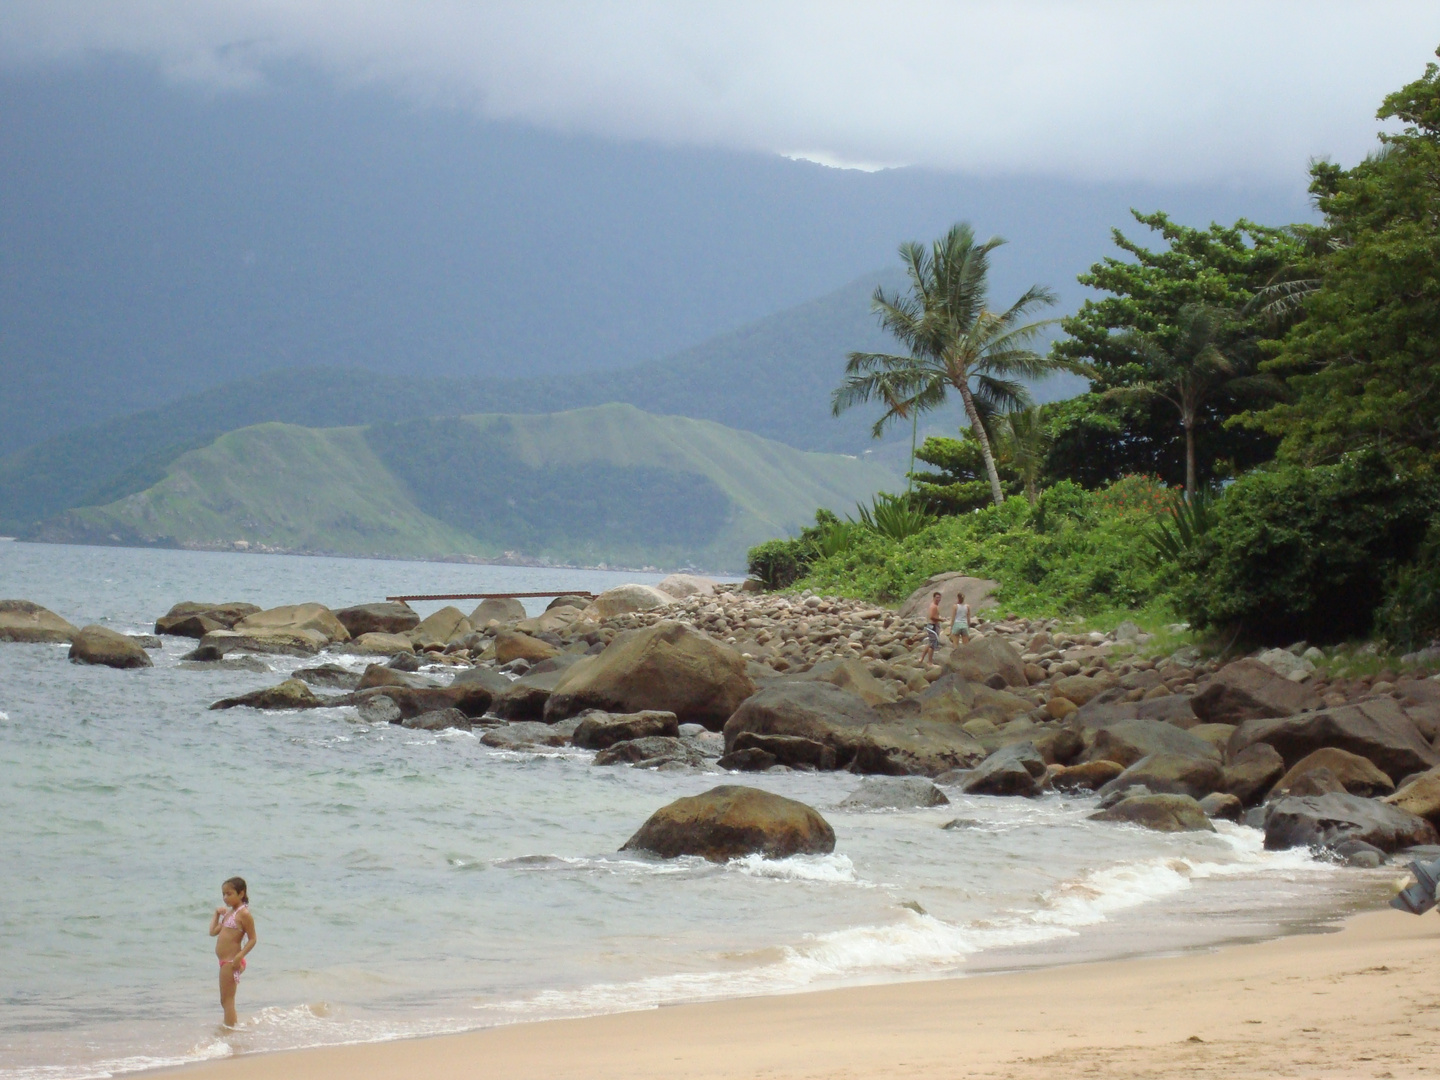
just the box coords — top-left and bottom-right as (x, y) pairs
(27, 404), (898, 571)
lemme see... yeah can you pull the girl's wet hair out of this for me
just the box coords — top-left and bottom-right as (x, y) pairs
(223, 876), (248, 904)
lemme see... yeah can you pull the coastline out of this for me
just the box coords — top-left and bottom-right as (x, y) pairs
(162, 906), (1440, 1080)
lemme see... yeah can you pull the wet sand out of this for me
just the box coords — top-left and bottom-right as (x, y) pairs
(165, 907), (1440, 1080)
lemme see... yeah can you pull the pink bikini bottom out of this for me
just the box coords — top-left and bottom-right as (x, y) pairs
(220, 957), (246, 979)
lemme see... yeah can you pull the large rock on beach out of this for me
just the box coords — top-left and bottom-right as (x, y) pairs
(1090, 794), (1216, 833)
(194, 627), (328, 658)
(1096, 752), (1225, 800)
(723, 681), (986, 777)
(944, 636), (1027, 688)
(1262, 792), (1438, 853)
(469, 597), (527, 626)
(155, 601), (260, 637)
(655, 574), (718, 599)
(1051, 674), (1110, 706)
(0, 600), (79, 643)
(491, 656), (586, 720)
(620, 785), (835, 861)
(68, 624), (153, 668)
(292, 663), (362, 690)
(449, 665), (513, 696)
(1051, 759), (1126, 792)
(721, 733), (837, 771)
(962, 742), (1047, 797)
(573, 710), (681, 750)
(409, 606), (471, 648)
(1222, 743), (1286, 805)
(1189, 658), (1320, 725)
(896, 573), (998, 620)
(1227, 698), (1438, 780)
(211, 678), (323, 710)
(583, 584), (674, 620)
(236, 603), (350, 644)
(544, 621), (753, 729)
(1384, 768), (1440, 826)
(1272, 748), (1395, 798)
(333, 602), (418, 637)
(1073, 694), (1198, 731)
(790, 658), (896, 706)
(915, 674), (1031, 728)
(838, 776), (949, 810)
(494, 630), (559, 665)
(349, 632), (416, 656)
(1083, 718), (1221, 769)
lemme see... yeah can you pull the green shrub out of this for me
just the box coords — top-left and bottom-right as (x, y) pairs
(746, 537), (812, 590)
(1376, 524), (1440, 651)
(1178, 452), (1439, 643)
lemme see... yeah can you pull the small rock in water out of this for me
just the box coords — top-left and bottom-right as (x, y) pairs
(292, 663), (362, 690)
(839, 776), (949, 810)
(211, 678), (323, 711)
(621, 785), (835, 861)
(69, 625), (153, 669)
(401, 708), (471, 732)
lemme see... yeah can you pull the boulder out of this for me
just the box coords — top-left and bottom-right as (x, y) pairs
(492, 656), (587, 720)
(655, 574), (718, 599)
(723, 732), (837, 771)
(1188, 723), (1237, 756)
(1198, 792), (1244, 821)
(449, 665), (513, 696)
(1190, 658), (1321, 724)
(1222, 743), (1286, 805)
(1051, 759), (1126, 791)
(349, 632), (416, 656)
(292, 663), (362, 691)
(1052, 674), (1109, 706)
(838, 776), (950, 810)
(155, 601), (260, 637)
(1272, 748), (1395, 798)
(1090, 794), (1216, 833)
(1262, 793), (1439, 853)
(333, 601), (419, 637)
(481, 721), (573, 750)
(194, 627), (329, 658)
(68, 625), (153, 669)
(1096, 752), (1225, 800)
(962, 742), (1047, 797)
(545, 621), (754, 730)
(897, 573), (998, 620)
(593, 735), (704, 768)
(235, 603), (350, 644)
(583, 584), (674, 620)
(573, 710), (681, 750)
(470, 597), (527, 625)
(944, 636), (1027, 688)
(1074, 694), (1199, 730)
(1227, 698), (1438, 780)
(211, 678), (323, 710)
(548, 594), (593, 611)
(401, 708), (472, 731)
(1255, 647), (1316, 681)
(0, 600), (79, 643)
(723, 681), (986, 777)
(1083, 718), (1221, 769)
(355, 694), (402, 725)
(1382, 767), (1440, 826)
(514, 607), (585, 635)
(356, 664), (435, 691)
(409, 606), (471, 647)
(790, 658), (896, 706)
(1284, 767), (1347, 797)
(620, 785), (836, 861)
(916, 674), (1031, 727)
(343, 684), (494, 719)
(494, 630), (559, 665)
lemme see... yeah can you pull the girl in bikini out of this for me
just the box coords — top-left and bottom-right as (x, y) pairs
(209, 876), (257, 1027)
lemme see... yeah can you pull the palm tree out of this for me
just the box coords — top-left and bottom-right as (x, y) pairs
(831, 223), (1064, 507)
(993, 407), (1051, 505)
(1104, 305), (1238, 501)
(830, 351), (945, 490)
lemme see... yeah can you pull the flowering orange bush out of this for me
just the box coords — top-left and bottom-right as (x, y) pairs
(1092, 474), (1177, 518)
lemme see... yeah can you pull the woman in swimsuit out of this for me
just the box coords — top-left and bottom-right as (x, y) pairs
(209, 876), (257, 1027)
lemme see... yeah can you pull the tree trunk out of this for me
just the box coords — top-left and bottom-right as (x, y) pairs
(959, 382), (1005, 507)
(907, 409), (918, 492)
(1183, 417), (1196, 502)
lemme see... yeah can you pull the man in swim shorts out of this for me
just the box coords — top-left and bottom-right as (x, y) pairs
(918, 591), (942, 667)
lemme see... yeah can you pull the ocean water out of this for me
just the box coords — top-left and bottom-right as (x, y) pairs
(0, 542), (1397, 1079)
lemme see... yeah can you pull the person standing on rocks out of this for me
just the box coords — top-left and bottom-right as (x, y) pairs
(950, 594), (971, 646)
(919, 591), (942, 667)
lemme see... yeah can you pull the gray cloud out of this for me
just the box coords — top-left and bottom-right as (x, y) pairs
(1, 1), (1434, 184)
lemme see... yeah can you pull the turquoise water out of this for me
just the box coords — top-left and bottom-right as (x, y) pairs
(0, 543), (1391, 1079)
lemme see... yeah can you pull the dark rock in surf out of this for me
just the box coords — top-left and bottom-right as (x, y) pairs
(621, 785), (835, 861)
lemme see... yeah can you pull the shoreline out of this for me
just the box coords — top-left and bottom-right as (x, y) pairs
(161, 905), (1440, 1080)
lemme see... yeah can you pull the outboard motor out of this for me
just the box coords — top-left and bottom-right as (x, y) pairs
(1390, 856), (1440, 915)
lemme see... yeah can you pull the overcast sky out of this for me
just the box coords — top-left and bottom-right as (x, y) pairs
(1, 1), (1435, 186)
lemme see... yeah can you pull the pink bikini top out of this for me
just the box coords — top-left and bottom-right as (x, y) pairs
(220, 903), (247, 930)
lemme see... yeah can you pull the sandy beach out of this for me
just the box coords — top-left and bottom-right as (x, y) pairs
(165, 906), (1440, 1080)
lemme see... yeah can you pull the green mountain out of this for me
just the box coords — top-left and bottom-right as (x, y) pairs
(27, 404), (898, 571)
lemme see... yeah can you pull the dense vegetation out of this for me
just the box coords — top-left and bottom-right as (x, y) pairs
(753, 50), (1440, 648)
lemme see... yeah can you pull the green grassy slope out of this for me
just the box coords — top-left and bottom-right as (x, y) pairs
(31, 405), (898, 570)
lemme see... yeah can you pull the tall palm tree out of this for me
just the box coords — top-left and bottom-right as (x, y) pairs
(830, 351), (945, 490)
(993, 407), (1051, 506)
(1105, 304), (1238, 501)
(831, 223), (1064, 507)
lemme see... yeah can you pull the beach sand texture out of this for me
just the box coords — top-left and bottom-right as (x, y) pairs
(171, 908), (1439, 1080)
